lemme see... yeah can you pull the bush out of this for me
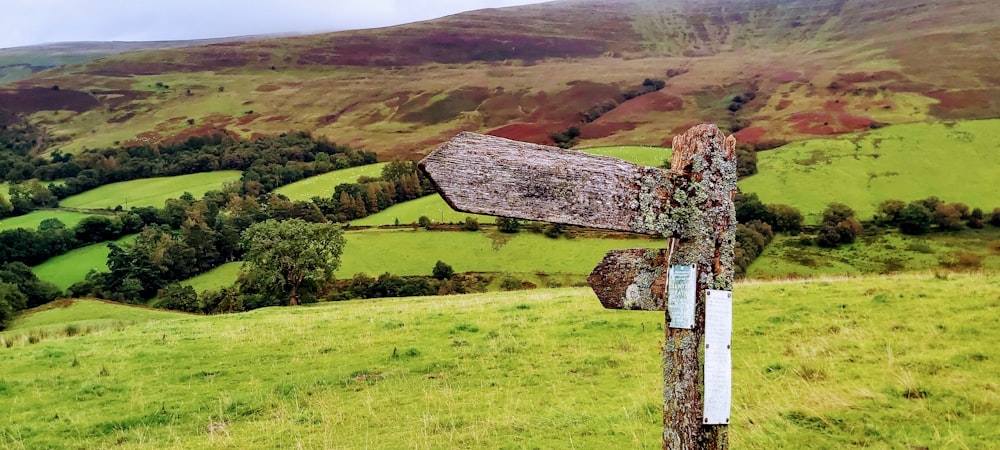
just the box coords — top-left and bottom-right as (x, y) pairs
(157, 284), (200, 313)
(462, 217), (479, 231)
(933, 203), (965, 231)
(874, 199), (906, 226)
(418, 215), (433, 229)
(990, 208), (1000, 227)
(898, 203), (933, 235)
(766, 204), (802, 232)
(499, 276), (524, 291)
(496, 217), (521, 233)
(432, 261), (454, 280)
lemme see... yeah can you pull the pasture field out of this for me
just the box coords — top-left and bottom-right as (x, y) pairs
(32, 235), (137, 290)
(336, 229), (655, 278)
(749, 227), (1000, 279)
(273, 162), (388, 201)
(739, 119), (1000, 224)
(579, 145), (672, 167)
(3, 299), (188, 334)
(59, 171), (242, 210)
(0, 273), (997, 448)
(350, 194), (497, 226)
(181, 262), (244, 293)
(181, 230), (658, 292)
(0, 210), (93, 231)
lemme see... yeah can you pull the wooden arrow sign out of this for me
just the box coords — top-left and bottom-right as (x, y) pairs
(419, 132), (671, 235)
(419, 124), (738, 450)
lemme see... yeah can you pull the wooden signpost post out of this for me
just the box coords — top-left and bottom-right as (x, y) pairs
(419, 124), (737, 449)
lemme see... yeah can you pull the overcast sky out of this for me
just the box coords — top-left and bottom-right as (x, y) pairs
(0, 0), (552, 49)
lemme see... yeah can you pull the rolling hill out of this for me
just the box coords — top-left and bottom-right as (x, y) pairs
(1, 0), (996, 159)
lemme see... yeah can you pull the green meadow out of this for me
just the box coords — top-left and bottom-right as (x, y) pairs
(749, 228), (1000, 279)
(0, 210), (93, 231)
(1, 273), (996, 448)
(59, 171), (243, 210)
(350, 194), (497, 226)
(181, 262), (244, 293)
(182, 230), (658, 292)
(273, 162), (389, 201)
(579, 145), (672, 167)
(4, 299), (188, 334)
(740, 119), (1000, 223)
(32, 235), (137, 290)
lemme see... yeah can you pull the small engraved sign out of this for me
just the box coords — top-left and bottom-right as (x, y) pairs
(704, 289), (732, 424)
(667, 265), (696, 329)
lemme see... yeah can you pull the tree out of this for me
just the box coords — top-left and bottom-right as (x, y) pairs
(239, 219), (345, 306)
(0, 282), (28, 330)
(765, 204), (802, 232)
(157, 284), (200, 313)
(462, 217), (480, 231)
(898, 203), (933, 235)
(432, 261), (455, 280)
(496, 217), (521, 233)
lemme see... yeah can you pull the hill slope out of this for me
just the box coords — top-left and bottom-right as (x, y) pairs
(2, 0), (997, 157)
(1, 274), (996, 448)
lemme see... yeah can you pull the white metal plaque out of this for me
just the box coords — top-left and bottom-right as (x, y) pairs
(667, 265), (696, 329)
(703, 289), (732, 425)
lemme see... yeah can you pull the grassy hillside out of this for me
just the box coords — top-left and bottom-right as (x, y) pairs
(0, 210), (93, 231)
(749, 228), (1000, 279)
(0, 273), (996, 448)
(579, 145), (671, 167)
(336, 229), (656, 278)
(32, 235), (137, 290)
(59, 171), (242, 210)
(740, 120), (1000, 223)
(3, 298), (188, 333)
(181, 262), (244, 293)
(273, 162), (387, 201)
(4, 0), (995, 157)
(351, 194), (496, 226)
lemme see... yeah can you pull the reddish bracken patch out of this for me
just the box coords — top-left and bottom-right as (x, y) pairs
(773, 71), (801, 83)
(255, 84), (281, 92)
(579, 121), (638, 140)
(733, 126), (767, 143)
(776, 99), (793, 111)
(263, 115), (288, 122)
(0, 87), (99, 113)
(488, 123), (556, 146)
(787, 100), (874, 135)
(926, 89), (1000, 119)
(236, 114), (260, 126)
(607, 91), (684, 118)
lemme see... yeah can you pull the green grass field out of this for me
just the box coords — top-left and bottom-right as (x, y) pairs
(179, 230), (658, 291)
(739, 119), (1000, 224)
(579, 145), (672, 167)
(0, 210), (93, 231)
(749, 228), (1000, 279)
(181, 262), (244, 293)
(32, 235), (137, 290)
(3, 299), (188, 334)
(59, 171), (243, 210)
(350, 194), (497, 226)
(273, 163), (389, 202)
(337, 229), (655, 278)
(1, 273), (996, 448)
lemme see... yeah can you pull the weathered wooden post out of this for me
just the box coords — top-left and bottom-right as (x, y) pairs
(419, 124), (737, 449)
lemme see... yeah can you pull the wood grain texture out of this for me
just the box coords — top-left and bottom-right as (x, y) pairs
(661, 124), (737, 450)
(419, 132), (670, 235)
(588, 248), (668, 310)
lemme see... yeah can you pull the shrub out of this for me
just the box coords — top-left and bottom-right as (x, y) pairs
(432, 261), (454, 280)
(496, 217), (521, 233)
(418, 215), (433, 229)
(157, 284), (200, 313)
(462, 217), (479, 231)
(898, 203), (933, 235)
(766, 204), (803, 232)
(933, 203), (965, 231)
(990, 208), (1000, 227)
